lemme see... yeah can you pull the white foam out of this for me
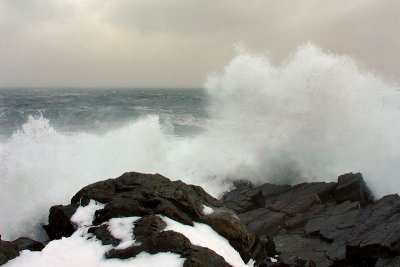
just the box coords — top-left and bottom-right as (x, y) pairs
(108, 217), (140, 249)
(202, 205), (214, 215)
(1, 44), (400, 239)
(269, 257), (278, 263)
(71, 200), (105, 229)
(161, 216), (251, 267)
(205, 44), (400, 192)
(3, 232), (184, 267)
(4, 205), (184, 267)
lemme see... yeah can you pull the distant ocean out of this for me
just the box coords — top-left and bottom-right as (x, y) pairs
(1, 44), (400, 240)
(0, 88), (208, 140)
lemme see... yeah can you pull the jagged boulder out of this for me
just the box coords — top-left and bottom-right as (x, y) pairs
(9, 170), (398, 266)
(0, 236), (45, 266)
(223, 172), (400, 266)
(88, 224), (121, 246)
(44, 172), (269, 266)
(71, 172), (221, 226)
(229, 181), (336, 240)
(0, 241), (19, 266)
(105, 217), (233, 267)
(43, 204), (79, 240)
(334, 172), (374, 207)
(11, 237), (45, 252)
(202, 210), (261, 263)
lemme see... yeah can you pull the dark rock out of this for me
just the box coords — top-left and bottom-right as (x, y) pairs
(251, 236), (271, 265)
(105, 245), (143, 259)
(201, 210), (260, 263)
(230, 179), (255, 191)
(88, 224), (121, 246)
(304, 201), (360, 240)
(334, 172), (374, 207)
(71, 172), (221, 226)
(273, 232), (333, 267)
(0, 235), (45, 265)
(259, 235), (276, 256)
(145, 230), (192, 255)
(133, 215), (167, 242)
(262, 183), (335, 216)
(239, 208), (287, 236)
(38, 169), (398, 266)
(223, 181), (335, 217)
(43, 204), (79, 240)
(106, 219), (233, 267)
(375, 256), (400, 267)
(105, 230), (193, 259)
(222, 180), (338, 266)
(0, 240), (19, 266)
(340, 194), (400, 261)
(183, 248), (233, 267)
(11, 237), (45, 252)
(221, 172), (400, 266)
(222, 184), (266, 213)
(45, 172), (264, 265)
(223, 183), (293, 214)
(260, 263), (290, 267)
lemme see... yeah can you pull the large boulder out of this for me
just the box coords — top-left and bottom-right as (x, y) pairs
(8, 170), (399, 266)
(70, 172), (221, 226)
(334, 172), (374, 207)
(43, 204), (79, 240)
(44, 172), (269, 266)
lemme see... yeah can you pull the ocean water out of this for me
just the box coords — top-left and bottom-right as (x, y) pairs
(1, 44), (400, 240)
(0, 88), (208, 140)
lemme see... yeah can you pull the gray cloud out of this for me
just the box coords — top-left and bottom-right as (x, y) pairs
(0, 0), (399, 88)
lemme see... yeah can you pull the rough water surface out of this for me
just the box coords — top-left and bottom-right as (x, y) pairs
(1, 44), (400, 239)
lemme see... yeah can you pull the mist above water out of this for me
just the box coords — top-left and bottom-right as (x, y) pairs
(1, 44), (399, 239)
(206, 44), (400, 188)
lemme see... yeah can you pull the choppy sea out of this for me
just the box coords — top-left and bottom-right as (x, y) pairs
(1, 44), (400, 239)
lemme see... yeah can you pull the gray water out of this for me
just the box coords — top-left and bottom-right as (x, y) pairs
(2, 45), (400, 240)
(0, 88), (208, 140)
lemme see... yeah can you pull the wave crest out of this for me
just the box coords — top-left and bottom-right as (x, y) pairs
(1, 44), (400, 239)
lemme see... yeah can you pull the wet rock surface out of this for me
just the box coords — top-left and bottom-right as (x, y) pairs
(0, 241), (19, 266)
(3, 171), (400, 266)
(43, 204), (79, 240)
(105, 219), (233, 267)
(223, 172), (400, 266)
(10, 237), (45, 252)
(0, 236), (44, 265)
(71, 172), (221, 226)
(43, 172), (268, 266)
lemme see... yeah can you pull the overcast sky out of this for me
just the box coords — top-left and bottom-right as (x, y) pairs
(0, 0), (399, 88)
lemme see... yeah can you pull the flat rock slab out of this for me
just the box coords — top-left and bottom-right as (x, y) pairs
(239, 208), (287, 236)
(224, 172), (400, 266)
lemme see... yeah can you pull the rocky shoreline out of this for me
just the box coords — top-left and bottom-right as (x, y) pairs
(1, 171), (400, 266)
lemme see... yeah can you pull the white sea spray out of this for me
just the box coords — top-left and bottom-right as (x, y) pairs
(1, 44), (400, 239)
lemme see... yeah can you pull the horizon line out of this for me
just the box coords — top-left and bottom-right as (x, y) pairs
(0, 86), (204, 90)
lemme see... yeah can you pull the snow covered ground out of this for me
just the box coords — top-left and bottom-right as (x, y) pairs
(4, 200), (254, 267)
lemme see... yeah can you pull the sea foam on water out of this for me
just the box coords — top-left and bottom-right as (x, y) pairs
(1, 44), (399, 239)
